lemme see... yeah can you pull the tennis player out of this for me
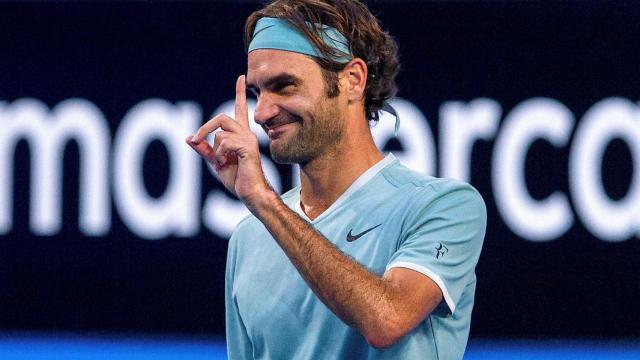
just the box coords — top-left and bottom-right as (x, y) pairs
(187, 1), (486, 359)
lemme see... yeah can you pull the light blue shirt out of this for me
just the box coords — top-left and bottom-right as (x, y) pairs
(225, 154), (486, 360)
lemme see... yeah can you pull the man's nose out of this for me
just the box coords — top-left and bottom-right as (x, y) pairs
(253, 94), (279, 125)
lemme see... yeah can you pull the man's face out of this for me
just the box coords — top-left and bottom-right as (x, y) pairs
(246, 49), (344, 165)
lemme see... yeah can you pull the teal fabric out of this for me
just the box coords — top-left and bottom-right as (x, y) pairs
(225, 154), (486, 360)
(248, 17), (352, 63)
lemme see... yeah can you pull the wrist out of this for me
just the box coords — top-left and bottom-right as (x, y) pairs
(243, 184), (280, 215)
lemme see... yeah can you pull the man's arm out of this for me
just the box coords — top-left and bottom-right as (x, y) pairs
(247, 189), (443, 349)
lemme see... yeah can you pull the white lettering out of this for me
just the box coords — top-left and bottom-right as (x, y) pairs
(493, 98), (574, 241)
(439, 98), (501, 181)
(2, 95), (638, 244)
(112, 99), (201, 239)
(0, 98), (111, 235)
(569, 98), (640, 242)
(0, 100), (11, 233)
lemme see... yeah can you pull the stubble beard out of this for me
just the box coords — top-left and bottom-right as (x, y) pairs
(269, 96), (343, 166)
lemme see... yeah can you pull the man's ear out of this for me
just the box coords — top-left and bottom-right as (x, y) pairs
(341, 58), (367, 103)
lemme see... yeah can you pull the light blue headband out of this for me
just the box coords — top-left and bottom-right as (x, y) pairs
(248, 17), (352, 63)
(248, 17), (399, 135)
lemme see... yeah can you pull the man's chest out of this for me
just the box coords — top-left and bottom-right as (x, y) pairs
(231, 207), (405, 344)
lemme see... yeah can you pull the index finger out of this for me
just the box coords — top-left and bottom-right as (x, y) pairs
(235, 74), (249, 128)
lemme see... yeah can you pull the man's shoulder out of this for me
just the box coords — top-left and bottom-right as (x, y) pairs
(231, 214), (260, 241)
(383, 161), (483, 201)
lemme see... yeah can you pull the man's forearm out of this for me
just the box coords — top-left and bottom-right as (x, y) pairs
(246, 190), (408, 347)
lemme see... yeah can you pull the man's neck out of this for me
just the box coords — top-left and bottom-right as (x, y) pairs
(299, 132), (384, 221)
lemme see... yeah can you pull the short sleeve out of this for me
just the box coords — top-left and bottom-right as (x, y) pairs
(225, 231), (254, 360)
(386, 184), (486, 315)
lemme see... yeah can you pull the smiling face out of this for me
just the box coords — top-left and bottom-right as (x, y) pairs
(246, 49), (345, 165)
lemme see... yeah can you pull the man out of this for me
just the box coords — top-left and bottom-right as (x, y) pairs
(187, 1), (486, 359)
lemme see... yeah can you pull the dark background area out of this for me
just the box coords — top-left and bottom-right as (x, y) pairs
(1, 1), (638, 339)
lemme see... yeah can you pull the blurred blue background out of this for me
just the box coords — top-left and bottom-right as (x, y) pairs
(1, 334), (640, 359)
(1, 0), (638, 358)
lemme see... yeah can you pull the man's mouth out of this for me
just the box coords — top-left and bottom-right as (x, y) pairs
(263, 115), (300, 138)
(266, 122), (296, 139)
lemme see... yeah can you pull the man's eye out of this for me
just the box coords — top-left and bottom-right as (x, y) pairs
(274, 83), (294, 93)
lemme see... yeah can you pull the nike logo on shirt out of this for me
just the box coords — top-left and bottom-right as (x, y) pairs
(346, 224), (382, 242)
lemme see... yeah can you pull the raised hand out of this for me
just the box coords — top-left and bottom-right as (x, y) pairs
(186, 75), (271, 204)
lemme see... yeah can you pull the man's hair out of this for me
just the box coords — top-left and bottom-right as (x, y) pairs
(244, 0), (400, 122)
